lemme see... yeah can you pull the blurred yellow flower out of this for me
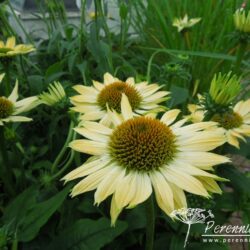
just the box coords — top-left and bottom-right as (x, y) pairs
(187, 100), (250, 148)
(0, 37), (35, 58)
(71, 73), (169, 126)
(63, 94), (229, 225)
(0, 77), (38, 125)
(234, 9), (250, 33)
(173, 14), (201, 32)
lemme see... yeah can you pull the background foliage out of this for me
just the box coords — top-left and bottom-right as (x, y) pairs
(0, 0), (250, 249)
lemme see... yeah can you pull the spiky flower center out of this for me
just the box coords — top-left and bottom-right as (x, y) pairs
(0, 97), (14, 119)
(97, 81), (142, 113)
(109, 117), (176, 172)
(212, 112), (243, 130)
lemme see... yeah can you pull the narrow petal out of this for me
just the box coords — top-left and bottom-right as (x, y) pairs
(73, 85), (98, 96)
(2, 116), (32, 123)
(94, 165), (125, 205)
(127, 173), (152, 208)
(8, 80), (18, 102)
(161, 167), (209, 197)
(126, 77), (135, 85)
(176, 151), (230, 168)
(226, 131), (239, 148)
(168, 182), (187, 209)
(104, 73), (119, 85)
(80, 110), (106, 121)
(6, 37), (16, 48)
(92, 80), (104, 91)
(161, 109), (181, 125)
(14, 96), (39, 114)
(74, 127), (108, 143)
(114, 173), (137, 209)
(197, 177), (222, 194)
(121, 94), (133, 120)
(69, 139), (107, 155)
(110, 195), (123, 226)
(70, 165), (113, 197)
(83, 121), (113, 135)
(150, 171), (174, 215)
(62, 156), (110, 182)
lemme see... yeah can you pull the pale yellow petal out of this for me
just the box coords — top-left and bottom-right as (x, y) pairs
(80, 110), (106, 121)
(126, 77), (135, 85)
(114, 173), (137, 209)
(74, 127), (108, 143)
(176, 151), (230, 168)
(127, 173), (152, 208)
(92, 80), (104, 91)
(73, 85), (98, 96)
(6, 37), (16, 48)
(104, 72), (119, 84)
(197, 177), (222, 194)
(83, 121), (113, 135)
(8, 80), (18, 102)
(70, 165), (113, 197)
(69, 139), (107, 155)
(161, 109), (181, 125)
(150, 171), (174, 215)
(121, 93), (133, 120)
(226, 131), (240, 148)
(110, 195), (123, 226)
(168, 182), (187, 209)
(94, 165), (125, 205)
(161, 167), (209, 197)
(62, 156), (110, 182)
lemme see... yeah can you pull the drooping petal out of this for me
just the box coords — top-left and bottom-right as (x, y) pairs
(150, 171), (174, 214)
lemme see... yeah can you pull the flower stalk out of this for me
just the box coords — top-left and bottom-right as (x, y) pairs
(145, 196), (155, 250)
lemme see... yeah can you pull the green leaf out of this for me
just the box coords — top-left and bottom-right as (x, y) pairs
(48, 218), (128, 250)
(17, 185), (71, 242)
(168, 85), (189, 107)
(217, 165), (250, 194)
(2, 187), (38, 225)
(45, 61), (67, 84)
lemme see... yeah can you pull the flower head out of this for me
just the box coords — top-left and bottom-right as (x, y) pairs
(234, 9), (250, 33)
(39, 81), (66, 106)
(187, 99), (250, 148)
(70, 73), (169, 126)
(0, 37), (35, 58)
(173, 14), (201, 32)
(209, 72), (241, 106)
(0, 78), (39, 126)
(63, 94), (229, 225)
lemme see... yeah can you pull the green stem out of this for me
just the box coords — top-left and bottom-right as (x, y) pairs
(145, 196), (155, 250)
(147, 50), (174, 82)
(11, 237), (18, 250)
(183, 30), (191, 50)
(0, 127), (15, 196)
(234, 42), (247, 74)
(51, 120), (74, 174)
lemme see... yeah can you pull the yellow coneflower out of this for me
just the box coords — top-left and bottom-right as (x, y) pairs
(0, 37), (35, 58)
(63, 94), (229, 225)
(172, 14), (201, 32)
(0, 77), (38, 125)
(70, 73), (169, 126)
(187, 99), (250, 148)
